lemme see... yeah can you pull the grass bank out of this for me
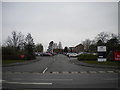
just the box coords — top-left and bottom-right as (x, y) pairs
(81, 61), (120, 66)
(2, 60), (27, 64)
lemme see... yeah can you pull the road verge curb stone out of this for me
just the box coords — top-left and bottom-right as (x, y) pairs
(69, 58), (119, 69)
(2, 57), (41, 67)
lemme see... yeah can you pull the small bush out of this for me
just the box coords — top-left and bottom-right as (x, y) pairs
(2, 46), (36, 60)
(78, 54), (97, 61)
(107, 51), (114, 61)
(2, 55), (18, 60)
(25, 54), (36, 60)
(2, 47), (19, 60)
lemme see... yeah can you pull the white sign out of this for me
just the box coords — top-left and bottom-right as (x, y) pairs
(97, 46), (106, 52)
(98, 58), (107, 62)
(97, 46), (107, 62)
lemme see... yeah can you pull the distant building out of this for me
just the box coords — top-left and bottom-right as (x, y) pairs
(47, 41), (54, 53)
(53, 43), (57, 49)
(47, 41), (63, 53)
(69, 47), (75, 52)
(58, 42), (63, 49)
(74, 44), (84, 53)
(69, 44), (84, 53)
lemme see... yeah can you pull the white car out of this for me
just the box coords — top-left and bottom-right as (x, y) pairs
(68, 53), (78, 57)
(66, 53), (71, 56)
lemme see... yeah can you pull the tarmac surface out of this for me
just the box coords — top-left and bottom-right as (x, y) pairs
(2, 54), (120, 89)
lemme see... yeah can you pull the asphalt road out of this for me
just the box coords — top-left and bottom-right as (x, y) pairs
(2, 54), (120, 89)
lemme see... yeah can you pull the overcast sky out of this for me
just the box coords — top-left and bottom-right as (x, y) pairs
(2, 2), (118, 51)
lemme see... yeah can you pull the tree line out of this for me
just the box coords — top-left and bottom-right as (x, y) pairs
(2, 31), (120, 61)
(2, 31), (43, 60)
(82, 32), (120, 52)
(63, 32), (120, 61)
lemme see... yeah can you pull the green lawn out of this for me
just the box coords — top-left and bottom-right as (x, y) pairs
(81, 61), (120, 66)
(2, 60), (27, 64)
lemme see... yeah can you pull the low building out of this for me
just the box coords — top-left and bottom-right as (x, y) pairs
(75, 44), (84, 53)
(69, 44), (84, 53)
(69, 47), (76, 52)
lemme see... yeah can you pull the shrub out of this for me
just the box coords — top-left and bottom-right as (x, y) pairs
(2, 47), (27, 60)
(2, 55), (18, 60)
(2, 47), (18, 60)
(107, 51), (114, 61)
(78, 54), (97, 61)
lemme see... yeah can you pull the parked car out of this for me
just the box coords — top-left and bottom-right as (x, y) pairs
(67, 53), (78, 57)
(40, 52), (52, 56)
(52, 52), (57, 56)
(69, 53), (78, 57)
(34, 52), (41, 56)
(66, 53), (71, 57)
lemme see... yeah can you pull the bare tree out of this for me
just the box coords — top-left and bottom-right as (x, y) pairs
(25, 33), (34, 45)
(96, 32), (110, 43)
(110, 33), (120, 44)
(82, 39), (91, 52)
(118, 34), (120, 44)
(58, 41), (63, 49)
(6, 31), (25, 49)
(47, 41), (54, 53)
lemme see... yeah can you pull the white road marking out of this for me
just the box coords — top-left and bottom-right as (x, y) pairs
(89, 71), (97, 73)
(14, 72), (21, 74)
(62, 72), (69, 74)
(12, 78), (23, 80)
(4, 81), (52, 85)
(3, 70), (118, 75)
(98, 71), (106, 73)
(80, 71), (87, 74)
(33, 79), (73, 81)
(42, 67), (48, 74)
(22, 72), (30, 74)
(107, 71), (114, 73)
(103, 78), (118, 80)
(10, 78), (72, 81)
(33, 72), (41, 74)
(117, 71), (120, 73)
(5, 71), (13, 74)
(71, 72), (78, 74)
(52, 72), (59, 74)
(0, 80), (5, 82)
(0, 80), (2, 82)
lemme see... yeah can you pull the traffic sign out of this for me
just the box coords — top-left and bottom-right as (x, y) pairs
(97, 46), (107, 62)
(114, 52), (120, 61)
(97, 46), (106, 52)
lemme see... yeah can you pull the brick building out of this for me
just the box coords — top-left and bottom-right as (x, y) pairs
(69, 44), (84, 53)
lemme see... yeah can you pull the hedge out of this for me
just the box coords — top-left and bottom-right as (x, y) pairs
(2, 55), (27, 60)
(78, 54), (97, 61)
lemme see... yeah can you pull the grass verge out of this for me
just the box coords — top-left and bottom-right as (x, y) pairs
(81, 61), (120, 66)
(2, 60), (27, 64)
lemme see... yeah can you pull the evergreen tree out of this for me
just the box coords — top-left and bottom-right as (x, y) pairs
(35, 43), (43, 52)
(64, 47), (68, 53)
(24, 33), (35, 60)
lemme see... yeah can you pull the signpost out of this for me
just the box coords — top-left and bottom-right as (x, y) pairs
(114, 52), (120, 61)
(97, 46), (107, 62)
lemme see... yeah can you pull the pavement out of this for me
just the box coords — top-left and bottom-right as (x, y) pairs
(69, 57), (119, 69)
(2, 57), (41, 67)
